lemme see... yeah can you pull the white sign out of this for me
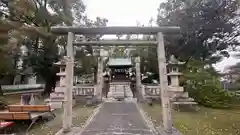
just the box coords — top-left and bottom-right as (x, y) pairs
(114, 69), (128, 73)
(100, 49), (109, 57)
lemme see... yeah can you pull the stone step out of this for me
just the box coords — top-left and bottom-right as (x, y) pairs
(54, 87), (65, 93)
(49, 102), (63, 109)
(175, 98), (195, 102)
(172, 101), (197, 105)
(56, 72), (66, 76)
(180, 92), (189, 98)
(168, 86), (184, 92)
(45, 98), (64, 109)
(45, 98), (65, 102)
(169, 92), (190, 98)
(45, 98), (76, 109)
(108, 83), (133, 98)
(50, 92), (65, 99)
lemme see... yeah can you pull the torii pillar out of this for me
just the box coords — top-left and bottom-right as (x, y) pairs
(135, 57), (141, 101)
(63, 32), (74, 133)
(97, 56), (103, 101)
(157, 32), (172, 133)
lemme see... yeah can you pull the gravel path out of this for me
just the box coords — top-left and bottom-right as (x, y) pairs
(79, 102), (157, 135)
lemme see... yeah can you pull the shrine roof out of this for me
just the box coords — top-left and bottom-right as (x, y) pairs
(107, 58), (132, 66)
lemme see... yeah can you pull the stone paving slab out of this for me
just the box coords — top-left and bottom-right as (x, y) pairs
(79, 102), (157, 135)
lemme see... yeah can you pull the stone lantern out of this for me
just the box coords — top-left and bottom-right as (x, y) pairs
(167, 55), (184, 87)
(45, 57), (68, 108)
(56, 59), (67, 88)
(167, 55), (197, 111)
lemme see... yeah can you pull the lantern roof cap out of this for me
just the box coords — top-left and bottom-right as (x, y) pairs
(168, 55), (185, 65)
(54, 60), (66, 66)
(167, 72), (183, 76)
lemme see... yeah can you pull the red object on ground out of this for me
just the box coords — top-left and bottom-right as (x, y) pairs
(0, 122), (14, 129)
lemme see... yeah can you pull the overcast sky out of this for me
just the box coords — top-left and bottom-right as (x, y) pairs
(82, 0), (240, 72)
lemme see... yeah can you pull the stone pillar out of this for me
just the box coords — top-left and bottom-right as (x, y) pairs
(97, 57), (103, 101)
(171, 76), (179, 86)
(63, 32), (74, 133)
(20, 95), (25, 105)
(29, 94), (36, 105)
(27, 75), (37, 84)
(135, 57), (141, 101)
(157, 32), (172, 133)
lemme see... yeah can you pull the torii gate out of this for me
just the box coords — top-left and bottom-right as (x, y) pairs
(50, 26), (180, 133)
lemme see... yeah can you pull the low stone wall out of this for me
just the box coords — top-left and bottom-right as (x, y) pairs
(140, 84), (161, 102)
(73, 85), (98, 105)
(75, 95), (98, 105)
(2, 84), (45, 90)
(2, 84), (45, 95)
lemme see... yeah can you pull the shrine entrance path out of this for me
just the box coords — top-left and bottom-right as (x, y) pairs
(78, 101), (158, 135)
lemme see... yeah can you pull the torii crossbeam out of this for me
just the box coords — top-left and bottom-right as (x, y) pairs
(74, 40), (158, 46)
(51, 26), (180, 35)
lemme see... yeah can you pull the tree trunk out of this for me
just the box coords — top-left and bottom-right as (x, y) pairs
(0, 84), (5, 110)
(0, 84), (3, 96)
(0, 76), (6, 110)
(43, 78), (54, 96)
(0, 75), (4, 96)
(43, 74), (57, 96)
(94, 66), (97, 83)
(42, 66), (59, 96)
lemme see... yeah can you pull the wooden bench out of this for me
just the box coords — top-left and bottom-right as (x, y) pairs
(0, 112), (33, 132)
(0, 112), (31, 120)
(1, 105), (55, 132)
(0, 111), (54, 133)
(8, 105), (54, 113)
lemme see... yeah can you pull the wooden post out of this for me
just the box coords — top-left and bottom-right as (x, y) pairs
(29, 94), (36, 105)
(157, 32), (172, 133)
(20, 95), (24, 105)
(135, 57), (141, 101)
(63, 32), (74, 133)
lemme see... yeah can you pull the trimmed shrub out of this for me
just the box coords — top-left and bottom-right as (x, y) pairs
(185, 83), (234, 108)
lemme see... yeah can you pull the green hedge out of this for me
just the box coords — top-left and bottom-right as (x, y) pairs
(185, 84), (234, 109)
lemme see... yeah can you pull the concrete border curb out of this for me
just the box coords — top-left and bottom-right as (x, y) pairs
(136, 103), (183, 135)
(55, 103), (104, 135)
(135, 103), (159, 135)
(78, 102), (104, 135)
(55, 127), (82, 135)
